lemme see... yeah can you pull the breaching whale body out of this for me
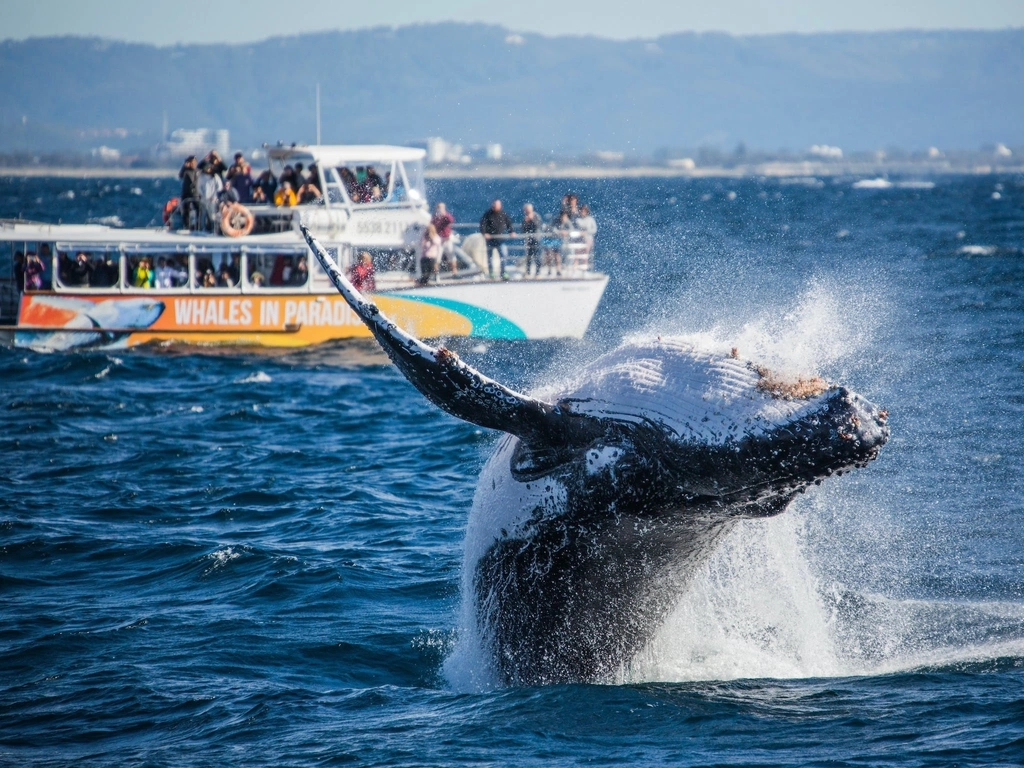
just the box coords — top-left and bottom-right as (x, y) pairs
(300, 227), (890, 686)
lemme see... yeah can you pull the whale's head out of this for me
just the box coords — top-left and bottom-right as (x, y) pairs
(539, 338), (889, 514)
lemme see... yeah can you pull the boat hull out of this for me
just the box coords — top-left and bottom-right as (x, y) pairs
(13, 276), (608, 351)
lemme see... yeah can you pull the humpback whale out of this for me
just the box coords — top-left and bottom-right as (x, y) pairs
(300, 227), (889, 685)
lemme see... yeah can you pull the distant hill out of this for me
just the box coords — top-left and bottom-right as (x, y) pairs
(1, 24), (1022, 154)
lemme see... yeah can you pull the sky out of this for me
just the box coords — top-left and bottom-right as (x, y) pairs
(2, 0), (1023, 44)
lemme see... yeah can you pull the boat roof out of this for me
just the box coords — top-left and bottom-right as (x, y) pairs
(0, 220), (317, 252)
(267, 144), (426, 165)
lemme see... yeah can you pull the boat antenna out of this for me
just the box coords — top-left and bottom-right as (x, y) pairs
(315, 82), (321, 147)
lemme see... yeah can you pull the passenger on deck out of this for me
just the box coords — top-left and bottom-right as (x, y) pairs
(199, 151), (227, 180)
(306, 164), (320, 189)
(250, 271), (266, 288)
(253, 169), (277, 203)
(348, 251), (376, 293)
(289, 255), (309, 286)
(179, 156), (200, 229)
(133, 257), (155, 288)
(227, 153), (253, 203)
(297, 180), (322, 204)
(575, 204), (597, 253)
(24, 252), (44, 291)
(66, 252), (94, 287)
(217, 264), (235, 288)
(274, 182), (298, 207)
(280, 165), (299, 190)
(92, 255), (117, 288)
(418, 224), (442, 285)
(154, 256), (174, 288)
(521, 203), (543, 277)
(431, 203), (456, 274)
(559, 192), (580, 223)
(198, 163), (224, 232)
(365, 165), (385, 192)
(479, 200), (514, 278)
(542, 213), (571, 277)
(57, 252), (73, 286)
(201, 268), (217, 288)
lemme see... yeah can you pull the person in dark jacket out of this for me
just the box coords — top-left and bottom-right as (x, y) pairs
(65, 252), (94, 287)
(479, 199), (514, 278)
(227, 152), (253, 203)
(253, 169), (277, 204)
(178, 155), (200, 230)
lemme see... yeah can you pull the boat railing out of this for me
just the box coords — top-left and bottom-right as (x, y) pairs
(447, 223), (595, 278)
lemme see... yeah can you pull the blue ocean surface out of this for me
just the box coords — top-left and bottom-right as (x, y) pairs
(2, 173), (1024, 765)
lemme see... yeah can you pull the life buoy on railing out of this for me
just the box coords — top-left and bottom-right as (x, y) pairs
(221, 202), (254, 237)
(162, 197), (180, 227)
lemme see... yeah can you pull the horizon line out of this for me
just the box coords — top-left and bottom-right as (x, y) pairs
(3, 21), (1023, 48)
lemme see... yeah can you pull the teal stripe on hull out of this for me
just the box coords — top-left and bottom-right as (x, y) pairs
(402, 295), (527, 339)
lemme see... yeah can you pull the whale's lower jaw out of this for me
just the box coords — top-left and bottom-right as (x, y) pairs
(473, 499), (764, 686)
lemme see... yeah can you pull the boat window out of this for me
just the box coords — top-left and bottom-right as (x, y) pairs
(194, 251), (242, 290)
(394, 159), (425, 204)
(52, 247), (118, 291)
(321, 167), (348, 206)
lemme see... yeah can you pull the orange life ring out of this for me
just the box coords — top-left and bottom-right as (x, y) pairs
(221, 202), (254, 237)
(162, 197), (180, 226)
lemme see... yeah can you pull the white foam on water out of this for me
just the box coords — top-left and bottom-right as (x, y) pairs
(628, 513), (843, 682)
(236, 371), (272, 384)
(627, 508), (1024, 683)
(203, 547), (242, 575)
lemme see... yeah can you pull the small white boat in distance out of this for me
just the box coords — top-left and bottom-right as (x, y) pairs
(0, 143), (608, 351)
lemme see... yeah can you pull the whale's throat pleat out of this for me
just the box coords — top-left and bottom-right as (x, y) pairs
(474, 502), (735, 685)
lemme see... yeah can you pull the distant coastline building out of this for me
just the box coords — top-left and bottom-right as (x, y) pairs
(157, 128), (230, 160)
(419, 137), (502, 164)
(808, 144), (844, 159)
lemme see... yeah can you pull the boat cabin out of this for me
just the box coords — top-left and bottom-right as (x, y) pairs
(247, 144), (430, 247)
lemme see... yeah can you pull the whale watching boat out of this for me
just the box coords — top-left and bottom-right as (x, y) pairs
(0, 144), (607, 351)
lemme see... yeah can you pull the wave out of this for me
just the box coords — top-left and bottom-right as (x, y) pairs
(236, 371), (273, 384)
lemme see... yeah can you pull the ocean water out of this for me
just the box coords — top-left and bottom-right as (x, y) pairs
(3, 173), (1024, 765)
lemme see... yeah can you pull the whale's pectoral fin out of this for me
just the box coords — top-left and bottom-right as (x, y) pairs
(302, 226), (603, 447)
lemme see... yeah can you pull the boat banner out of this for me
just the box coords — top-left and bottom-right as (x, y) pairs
(15, 292), (481, 350)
